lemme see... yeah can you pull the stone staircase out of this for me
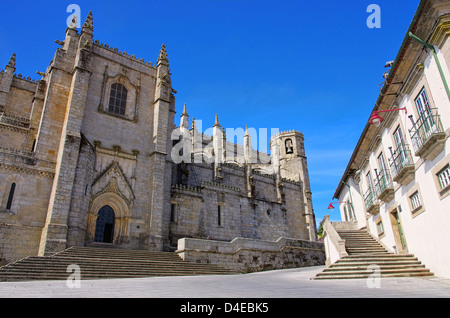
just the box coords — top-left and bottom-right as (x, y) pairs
(314, 229), (433, 279)
(0, 246), (237, 282)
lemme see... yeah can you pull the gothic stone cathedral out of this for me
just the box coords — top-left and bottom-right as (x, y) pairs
(0, 13), (317, 265)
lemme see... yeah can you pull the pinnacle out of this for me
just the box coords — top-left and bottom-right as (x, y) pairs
(214, 114), (221, 127)
(182, 104), (188, 116)
(158, 43), (169, 63)
(7, 53), (16, 68)
(83, 11), (94, 31)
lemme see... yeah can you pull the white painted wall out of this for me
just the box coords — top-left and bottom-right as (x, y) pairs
(336, 43), (450, 278)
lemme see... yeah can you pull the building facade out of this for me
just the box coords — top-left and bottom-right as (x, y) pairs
(332, 0), (450, 278)
(0, 13), (317, 265)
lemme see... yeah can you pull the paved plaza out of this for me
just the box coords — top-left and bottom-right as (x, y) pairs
(0, 266), (450, 298)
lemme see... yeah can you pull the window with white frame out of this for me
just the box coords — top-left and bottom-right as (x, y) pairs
(437, 164), (450, 190)
(410, 191), (422, 210)
(415, 87), (437, 135)
(376, 220), (384, 235)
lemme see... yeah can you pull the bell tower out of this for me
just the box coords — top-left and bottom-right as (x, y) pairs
(271, 130), (317, 241)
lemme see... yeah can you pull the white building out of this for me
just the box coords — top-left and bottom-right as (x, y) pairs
(331, 0), (450, 278)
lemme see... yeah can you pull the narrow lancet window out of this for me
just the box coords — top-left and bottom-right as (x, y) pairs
(6, 183), (16, 210)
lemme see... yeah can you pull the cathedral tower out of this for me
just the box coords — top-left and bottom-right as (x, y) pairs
(271, 130), (317, 241)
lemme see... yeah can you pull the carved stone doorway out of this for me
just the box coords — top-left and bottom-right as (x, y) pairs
(94, 205), (115, 243)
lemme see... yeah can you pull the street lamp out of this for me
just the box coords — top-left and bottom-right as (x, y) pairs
(369, 107), (407, 127)
(327, 202), (346, 210)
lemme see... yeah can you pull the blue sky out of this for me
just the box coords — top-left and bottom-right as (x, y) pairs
(0, 0), (420, 228)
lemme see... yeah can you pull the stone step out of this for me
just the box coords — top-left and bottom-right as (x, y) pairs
(3, 258), (231, 272)
(345, 243), (385, 247)
(315, 229), (433, 279)
(324, 263), (427, 271)
(56, 247), (183, 260)
(315, 257), (433, 279)
(0, 270), (224, 281)
(338, 232), (373, 237)
(0, 266), (231, 276)
(0, 246), (237, 282)
(314, 271), (433, 280)
(342, 253), (418, 260)
(346, 248), (388, 254)
(329, 259), (422, 268)
(0, 267), (231, 277)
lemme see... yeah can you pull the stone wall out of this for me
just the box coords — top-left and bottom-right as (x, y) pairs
(0, 167), (54, 264)
(176, 237), (325, 273)
(0, 14), (318, 267)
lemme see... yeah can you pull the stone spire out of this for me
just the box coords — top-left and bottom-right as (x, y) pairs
(82, 11), (94, 31)
(7, 53), (16, 69)
(213, 114), (223, 179)
(180, 104), (189, 129)
(158, 44), (169, 65)
(0, 53), (16, 106)
(244, 125), (252, 164)
(213, 113), (221, 127)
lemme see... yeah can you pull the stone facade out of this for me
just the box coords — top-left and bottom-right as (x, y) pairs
(0, 13), (320, 266)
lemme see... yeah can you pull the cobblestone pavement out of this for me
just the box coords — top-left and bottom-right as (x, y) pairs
(1, 266), (450, 298)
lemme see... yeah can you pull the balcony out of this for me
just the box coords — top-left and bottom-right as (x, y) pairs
(409, 114), (445, 161)
(364, 188), (380, 215)
(375, 172), (394, 203)
(389, 145), (415, 185)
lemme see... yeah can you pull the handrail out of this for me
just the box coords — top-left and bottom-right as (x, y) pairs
(322, 215), (348, 265)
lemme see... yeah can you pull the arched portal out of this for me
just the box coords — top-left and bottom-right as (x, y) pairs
(87, 192), (132, 245)
(94, 205), (115, 243)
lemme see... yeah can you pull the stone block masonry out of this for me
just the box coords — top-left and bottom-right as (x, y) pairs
(176, 237), (325, 273)
(0, 11), (319, 271)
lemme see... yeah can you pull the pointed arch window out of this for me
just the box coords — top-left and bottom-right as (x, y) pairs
(108, 83), (128, 116)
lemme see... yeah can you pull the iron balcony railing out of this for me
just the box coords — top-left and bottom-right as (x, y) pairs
(409, 113), (444, 155)
(374, 171), (393, 197)
(389, 145), (414, 180)
(364, 186), (379, 211)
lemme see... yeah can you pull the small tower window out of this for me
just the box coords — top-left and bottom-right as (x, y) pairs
(6, 183), (16, 210)
(285, 138), (294, 154)
(170, 204), (176, 223)
(108, 83), (127, 116)
(218, 205), (222, 226)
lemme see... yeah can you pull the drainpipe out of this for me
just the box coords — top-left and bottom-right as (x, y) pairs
(409, 32), (450, 100)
